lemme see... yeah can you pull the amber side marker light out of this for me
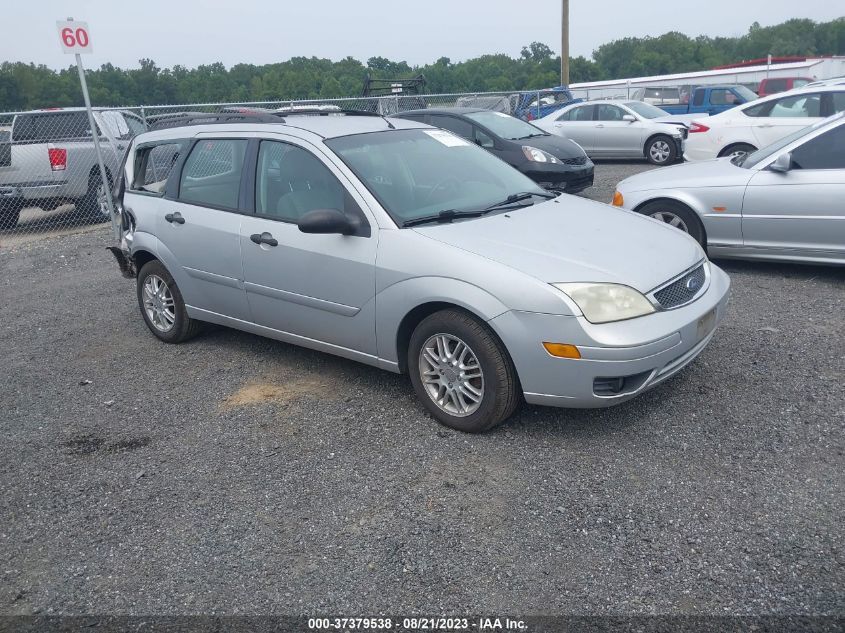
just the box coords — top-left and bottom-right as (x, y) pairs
(612, 191), (624, 207)
(543, 343), (582, 359)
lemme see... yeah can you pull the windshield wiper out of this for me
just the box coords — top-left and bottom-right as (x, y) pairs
(484, 191), (555, 211)
(402, 209), (488, 227)
(516, 133), (547, 140)
(402, 192), (556, 227)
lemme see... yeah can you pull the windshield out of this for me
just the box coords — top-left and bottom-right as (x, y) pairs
(739, 121), (824, 168)
(325, 129), (547, 226)
(465, 111), (546, 140)
(733, 86), (759, 102)
(623, 101), (668, 119)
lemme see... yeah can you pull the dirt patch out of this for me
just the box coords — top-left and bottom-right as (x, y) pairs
(220, 375), (334, 410)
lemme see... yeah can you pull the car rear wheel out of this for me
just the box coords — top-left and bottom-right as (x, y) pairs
(718, 143), (757, 161)
(408, 309), (520, 433)
(78, 170), (113, 221)
(136, 260), (202, 344)
(645, 135), (677, 165)
(638, 200), (705, 246)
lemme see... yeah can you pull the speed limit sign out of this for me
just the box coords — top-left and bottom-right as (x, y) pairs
(56, 20), (92, 54)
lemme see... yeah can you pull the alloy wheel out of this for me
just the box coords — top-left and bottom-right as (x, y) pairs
(142, 274), (176, 332)
(418, 333), (484, 417)
(649, 210), (689, 233)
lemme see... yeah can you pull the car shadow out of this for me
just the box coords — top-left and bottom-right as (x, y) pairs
(712, 257), (845, 282)
(190, 322), (673, 439)
(1, 204), (108, 237)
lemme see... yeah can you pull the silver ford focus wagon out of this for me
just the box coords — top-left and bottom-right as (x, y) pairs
(109, 111), (730, 432)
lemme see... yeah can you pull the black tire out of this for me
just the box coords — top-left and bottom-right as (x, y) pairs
(718, 143), (757, 160)
(645, 135), (678, 165)
(77, 169), (113, 220)
(136, 260), (202, 344)
(0, 199), (23, 230)
(408, 309), (520, 433)
(637, 199), (705, 246)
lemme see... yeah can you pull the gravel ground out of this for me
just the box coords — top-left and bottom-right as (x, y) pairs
(1, 162), (843, 617)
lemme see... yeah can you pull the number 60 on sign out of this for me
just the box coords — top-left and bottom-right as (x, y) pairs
(56, 20), (92, 54)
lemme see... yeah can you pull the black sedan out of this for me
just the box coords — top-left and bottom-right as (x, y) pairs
(394, 107), (594, 193)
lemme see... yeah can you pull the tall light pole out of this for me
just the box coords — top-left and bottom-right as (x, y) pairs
(561, 0), (570, 86)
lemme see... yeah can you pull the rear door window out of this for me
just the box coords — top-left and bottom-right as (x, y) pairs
(569, 105), (595, 121)
(12, 111), (95, 142)
(178, 139), (248, 210)
(596, 104), (625, 121)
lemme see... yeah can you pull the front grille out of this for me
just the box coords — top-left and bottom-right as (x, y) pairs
(559, 155), (587, 166)
(654, 264), (706, 309)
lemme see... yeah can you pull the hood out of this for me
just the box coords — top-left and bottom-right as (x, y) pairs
(519, 134), (586, 159)
(619, 156), (752, 192)
(412, 197), (704, 293)
(652, 114), (700, 126)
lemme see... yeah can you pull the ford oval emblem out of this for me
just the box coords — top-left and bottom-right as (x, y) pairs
(686, 276), (701, 292)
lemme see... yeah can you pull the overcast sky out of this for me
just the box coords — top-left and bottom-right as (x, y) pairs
(3, 1), (843, 70)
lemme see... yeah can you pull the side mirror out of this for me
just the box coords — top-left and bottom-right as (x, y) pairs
(297, 208), (357, 235)
(770, 152), (792, 173)
(622, 114), (636, 123)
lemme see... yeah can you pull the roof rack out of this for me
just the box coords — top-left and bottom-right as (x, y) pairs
(148, 112), (281, 131)
(147, 108), (398, 133)
(279, 108), (386, 118)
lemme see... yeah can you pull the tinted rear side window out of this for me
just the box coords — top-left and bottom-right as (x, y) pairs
(178, 139), (248, 210)
(13, 112), (93, 142)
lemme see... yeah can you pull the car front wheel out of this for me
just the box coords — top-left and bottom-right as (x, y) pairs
(645, 135), (677, 165)
(408, 309), (520, 433)
(638, 200), (705, 246)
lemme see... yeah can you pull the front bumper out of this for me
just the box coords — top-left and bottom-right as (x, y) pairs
(523, 160), (595, 193)
(489, 264), (731, 408)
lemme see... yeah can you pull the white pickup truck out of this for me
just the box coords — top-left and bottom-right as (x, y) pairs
(0, 108), (146, 229)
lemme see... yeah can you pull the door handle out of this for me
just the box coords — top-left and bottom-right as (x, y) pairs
(595, 124), (605, 128)
(164, 212), (185, 224)
(250, 232), (278, 247)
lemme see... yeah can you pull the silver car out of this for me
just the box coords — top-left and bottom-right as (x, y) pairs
(532, 100), (687, 165)
(0, 108), (146, 229)
(613, 113), (845, 266)
(109, 112), (730, 432)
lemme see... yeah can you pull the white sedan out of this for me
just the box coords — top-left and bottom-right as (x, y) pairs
(684, 85), (845, 161)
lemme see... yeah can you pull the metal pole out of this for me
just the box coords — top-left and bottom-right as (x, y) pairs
(561, 0), (570, 86)
(74, 51), (118, 238)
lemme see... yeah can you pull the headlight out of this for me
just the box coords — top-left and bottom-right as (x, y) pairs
(553, 283), (655, 324)
(522, 146), (561, 164)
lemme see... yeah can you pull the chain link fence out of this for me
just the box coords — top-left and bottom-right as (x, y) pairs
(0, 89), (567, 240)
